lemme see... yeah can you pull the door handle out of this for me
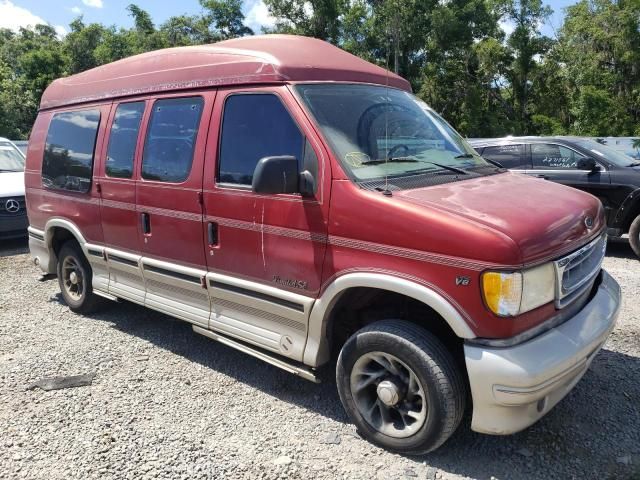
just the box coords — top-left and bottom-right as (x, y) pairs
(141, 212), (151, 235)
(207, 222), (218, 246)
(534, 174), (549, 180)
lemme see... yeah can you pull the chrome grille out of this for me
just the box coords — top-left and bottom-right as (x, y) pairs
(553, 234), (606, 308)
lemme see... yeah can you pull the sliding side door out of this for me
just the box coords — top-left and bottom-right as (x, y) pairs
(99, 101), (147, 303)
(136, 91), (215, 327)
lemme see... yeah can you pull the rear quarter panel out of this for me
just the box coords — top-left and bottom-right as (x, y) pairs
(25, 103), (111, 244)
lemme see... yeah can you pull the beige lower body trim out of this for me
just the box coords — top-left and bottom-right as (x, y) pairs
(207, 272), (315, 361)
(28, 227), (54, 273)
(193, 326), (319, 383)
(39, 231), (315, 363)
(465, 270), (620, 435)
(303, 271), (475, 367)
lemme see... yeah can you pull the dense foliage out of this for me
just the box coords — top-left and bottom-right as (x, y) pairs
(1, 0), (639, 139)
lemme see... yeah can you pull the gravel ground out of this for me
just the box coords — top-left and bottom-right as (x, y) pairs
(1, 237), (638, 480)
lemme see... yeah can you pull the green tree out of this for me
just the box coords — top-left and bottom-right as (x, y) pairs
(0, 61), (38, 138)
(500, 0), (553, 134)
(159, 15), (212, 46)
(419, 0), (506, 136)
(559, 0), (640, 135)
(65, 18), (106, 73)
(200, 0), (253, 39)
(127, 4), (155, 35)
(265, 0), (349, 42)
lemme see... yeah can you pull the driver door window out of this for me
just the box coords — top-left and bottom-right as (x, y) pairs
(218, 94), (304, 185)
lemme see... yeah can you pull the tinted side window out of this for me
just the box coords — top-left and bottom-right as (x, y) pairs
(106, 102), (145, 178)
(481, 144), (525, 169)
(42, 110), (100, 193)
(532, 144), (584, 169)
(219, 94), (304, 185)
(142, 97), (204, 183)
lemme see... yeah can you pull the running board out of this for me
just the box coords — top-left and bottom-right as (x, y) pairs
(192, 325), (319, 383)
(93, 289), (119, 302)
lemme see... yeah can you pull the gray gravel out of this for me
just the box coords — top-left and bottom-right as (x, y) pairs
(1, 237), (638, 480)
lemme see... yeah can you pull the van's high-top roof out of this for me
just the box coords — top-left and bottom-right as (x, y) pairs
(40, 34), (411, 110)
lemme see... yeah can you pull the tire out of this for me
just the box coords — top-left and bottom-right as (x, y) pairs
(56, 241), (103, 314)
(629, 215), (640, 259)
(336, 320), (466, 454)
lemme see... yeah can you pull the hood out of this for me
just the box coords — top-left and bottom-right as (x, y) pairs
(394, 172), (605, 264)
(0, 171), (25, 197)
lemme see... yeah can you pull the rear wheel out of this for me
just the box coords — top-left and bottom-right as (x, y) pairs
(336, 320), (466, 454)
(629, 215), (640, 259)
(56, 241), (102, 314)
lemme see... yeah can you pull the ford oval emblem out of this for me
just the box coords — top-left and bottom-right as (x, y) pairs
(584, 216), (594, 229)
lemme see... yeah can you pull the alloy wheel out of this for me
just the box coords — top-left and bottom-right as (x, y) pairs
(350, 351), (427, 438)
(62, 256), (85, 301)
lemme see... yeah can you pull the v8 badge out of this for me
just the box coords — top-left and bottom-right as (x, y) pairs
(456, 276), (470, 286)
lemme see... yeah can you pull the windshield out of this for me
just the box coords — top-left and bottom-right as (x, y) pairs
(0, 141), (25, 172)
(295, 84), (490, 181)
(573, 139), (637, 167)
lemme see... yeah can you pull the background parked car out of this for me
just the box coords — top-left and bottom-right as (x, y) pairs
(11, 140), (28, 156)
(0, 137), (27, 239)
(469, 136), (640, 258)
(587, 137), (640, 160)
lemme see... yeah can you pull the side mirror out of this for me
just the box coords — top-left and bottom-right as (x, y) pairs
(252, 156), (300, 195)
(577, 157), (599, 171)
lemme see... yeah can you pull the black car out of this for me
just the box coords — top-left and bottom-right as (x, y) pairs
(469, 136), (640, 258)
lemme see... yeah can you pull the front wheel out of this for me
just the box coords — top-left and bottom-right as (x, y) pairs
(56, 241), (103, 314)
(336, 320), (466, 454)
(629, 215), (640, 259)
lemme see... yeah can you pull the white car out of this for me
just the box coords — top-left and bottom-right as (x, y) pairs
(0, 137), (27, 239)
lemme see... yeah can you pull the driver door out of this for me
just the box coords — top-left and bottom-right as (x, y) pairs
(529, 143), (611, 205)
(201, 86), (330, 361)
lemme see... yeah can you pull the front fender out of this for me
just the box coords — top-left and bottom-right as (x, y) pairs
(613, 187), (640, 230)
(303, 272), (476, 367)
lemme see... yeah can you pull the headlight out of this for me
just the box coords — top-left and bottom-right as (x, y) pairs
(482, 263), (555, 316)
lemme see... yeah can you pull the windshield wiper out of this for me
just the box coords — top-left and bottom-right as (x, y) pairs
(483, 158), (505, 168)
(362, 157), (469, 175)
(361, 156), (420, 165)
(455, 152), (505, 169)
(417, 161), (469, 175)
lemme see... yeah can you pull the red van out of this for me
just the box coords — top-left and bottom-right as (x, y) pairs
(25, 35), (620, 453)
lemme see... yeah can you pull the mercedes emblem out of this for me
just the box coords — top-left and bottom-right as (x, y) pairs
(5, 198), (20, 213)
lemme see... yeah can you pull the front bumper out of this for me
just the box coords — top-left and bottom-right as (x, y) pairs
(464, 269), (621, 435)
(0, 213), (28, 238)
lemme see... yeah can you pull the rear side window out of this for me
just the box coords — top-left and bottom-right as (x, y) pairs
(42, 109), (100, 192)
(106, 102), (145, 178)
(481, 144), (526, 169)
(218, 94), (304, 185)
(142, 97), (204, 183)
(532, 144), (584, 169)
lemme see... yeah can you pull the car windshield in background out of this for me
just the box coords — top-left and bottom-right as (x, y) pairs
(295, 84), (490, 181)
(12, 141), (28, 156)
(573, 139), (637, 167)
(0, 141), (25, 172)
